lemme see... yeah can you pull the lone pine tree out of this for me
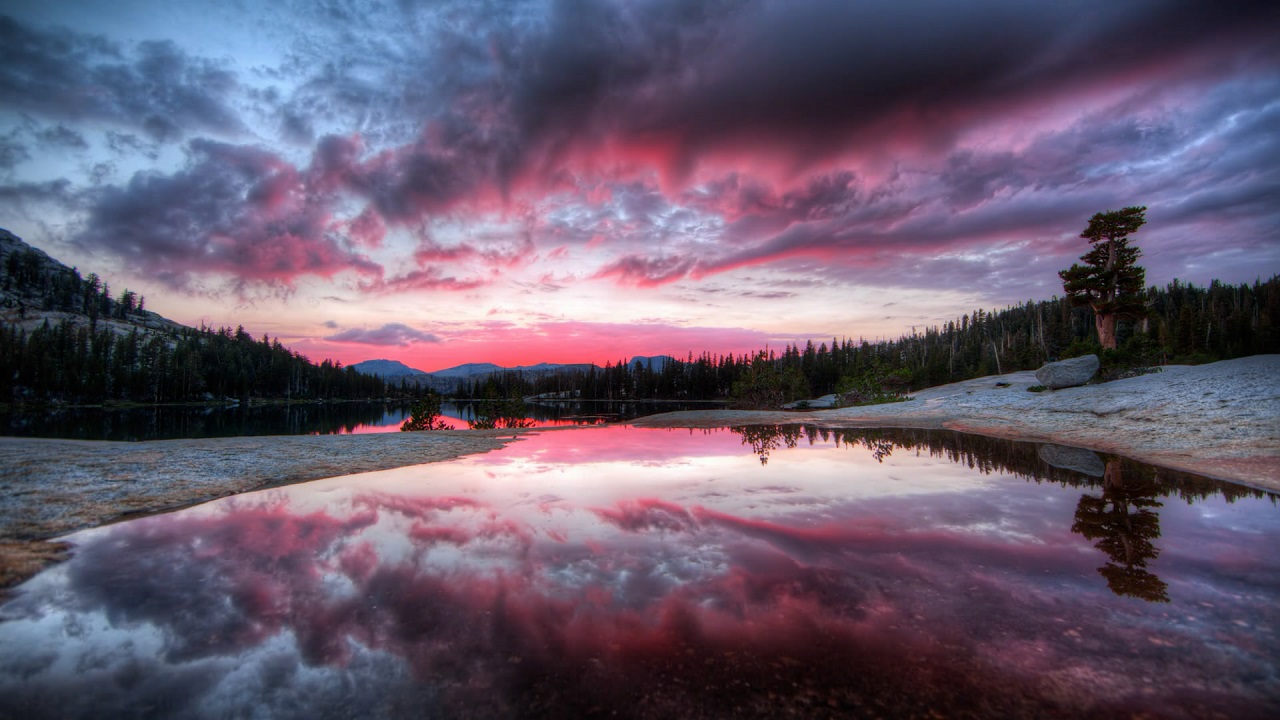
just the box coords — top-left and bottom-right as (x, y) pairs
(1059, 206), (1148, 349)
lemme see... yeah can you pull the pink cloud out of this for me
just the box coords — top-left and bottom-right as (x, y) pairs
(359, 267), (488, 294)
(591, 255), (696, 287)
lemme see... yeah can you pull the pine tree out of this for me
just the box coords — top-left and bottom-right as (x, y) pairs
(1059, 206), (1147, 349)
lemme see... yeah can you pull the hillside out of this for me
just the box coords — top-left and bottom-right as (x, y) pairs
(0, 229), (386, 404)
(1, 229), (185, 339)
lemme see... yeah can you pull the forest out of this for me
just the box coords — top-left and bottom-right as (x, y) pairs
(2, 237), (1276, 407)
(456, 275), (1280, 406)
(0, 244), (385, 404)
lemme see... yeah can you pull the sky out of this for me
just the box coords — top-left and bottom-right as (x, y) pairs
(1, 0), (1277, 371)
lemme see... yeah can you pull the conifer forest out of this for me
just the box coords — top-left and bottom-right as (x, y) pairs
(2, 240), (1276, 406)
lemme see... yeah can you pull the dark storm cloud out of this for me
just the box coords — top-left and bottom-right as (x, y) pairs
(280, 0), (1273, 291)
(74, 139), (381, 290)
(8, 0), (1278, 294)
(485, 0), (1280, 176)
(0, 15), (244, 141)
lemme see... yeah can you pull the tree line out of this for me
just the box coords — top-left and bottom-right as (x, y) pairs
(449, 275), (1278, 407)
(3, 235), (1276, 407)
(1, 243), (386, 404)
(0, 321), (387, 404)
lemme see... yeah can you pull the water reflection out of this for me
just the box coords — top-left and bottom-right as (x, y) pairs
(1072, 460), (1168, 603)
(0, 400), (727, 440)
(728, 426), (1274, 606)
(1, 427), (1276, 718)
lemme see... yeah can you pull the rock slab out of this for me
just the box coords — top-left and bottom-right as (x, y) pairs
(1035, 354), (1099, 389)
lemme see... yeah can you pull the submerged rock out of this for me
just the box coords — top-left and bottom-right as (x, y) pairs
(1035, 354), (1099, 389)
(1038, 443), (1106, 477)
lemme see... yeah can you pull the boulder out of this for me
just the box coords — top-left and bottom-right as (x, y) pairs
(1037, 443), (1105, 477)
(1035, 354), (1099, 389)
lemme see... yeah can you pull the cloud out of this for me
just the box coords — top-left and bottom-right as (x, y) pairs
(73, 138), (382, 291)
(412, 232), (536, 268)
(5, 0), (1280, 306)
(592, 254), (695, 287)
(0, 178), (76, 211)
(34, 124), (88, 150)
(0, 16), (245, 141)
(325, 322), (442, 346)
(360, 268), (487, 294)
(593, 498), (700, 534)
(0, 132), (29, 173)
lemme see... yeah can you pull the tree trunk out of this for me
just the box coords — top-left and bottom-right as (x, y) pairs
(1095, 312), (1117, 350)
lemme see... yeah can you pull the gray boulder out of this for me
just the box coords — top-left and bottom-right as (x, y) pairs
(1037, 443), (1105, 477)
(1035, 354), (1099, 389)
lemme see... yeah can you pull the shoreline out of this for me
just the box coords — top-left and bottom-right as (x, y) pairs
(2, 354), (1276, 595)
(634, 354), (1280, 493)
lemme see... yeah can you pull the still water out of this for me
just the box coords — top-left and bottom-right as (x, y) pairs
(0, 399), (720, 440)
(1, 426), (1276, 718)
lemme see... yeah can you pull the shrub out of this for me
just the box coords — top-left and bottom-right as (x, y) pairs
(401, 394), (449, 431)
(835, 364), (913, 407)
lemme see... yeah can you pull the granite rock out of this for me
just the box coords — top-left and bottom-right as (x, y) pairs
(1035, 355), (1100, 389)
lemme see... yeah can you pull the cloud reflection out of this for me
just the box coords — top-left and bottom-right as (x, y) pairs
(0, 427), (1276, 718)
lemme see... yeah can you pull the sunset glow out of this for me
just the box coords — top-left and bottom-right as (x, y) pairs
(2, 1), (1277, 370)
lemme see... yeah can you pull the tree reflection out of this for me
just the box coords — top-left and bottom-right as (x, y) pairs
(467, 398), (537, 429)
(731, 425), (801, 464)
(1071, 460), (1169, 603)
(725, 426), (1205, 603)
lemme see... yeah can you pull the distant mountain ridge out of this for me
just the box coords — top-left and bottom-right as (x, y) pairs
(348, 359), (429, 378)
(351, 355), (677, 393)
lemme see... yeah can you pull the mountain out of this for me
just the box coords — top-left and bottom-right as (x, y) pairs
(348, 359), (430, 378)
(627, 355), (675, 372)
(352, 357), (668, 395)
(430, 362), (505, 378)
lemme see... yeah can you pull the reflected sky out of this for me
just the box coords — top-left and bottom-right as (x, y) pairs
(1, 427), (1277, 718)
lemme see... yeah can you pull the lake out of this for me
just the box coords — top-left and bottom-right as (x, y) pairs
(1, 425), (1276, 718)
(0, 399), (723, 441)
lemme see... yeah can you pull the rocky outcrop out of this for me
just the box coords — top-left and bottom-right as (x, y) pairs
(1035, 354), (1099, 389)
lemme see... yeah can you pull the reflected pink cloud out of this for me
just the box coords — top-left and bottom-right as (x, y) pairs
(499, 425), (745, 465)
(353, 492), (484, 518)
(407, 524), (473, 546)
(5, 428), (1277, 718)
(592, 499), (700, 534)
